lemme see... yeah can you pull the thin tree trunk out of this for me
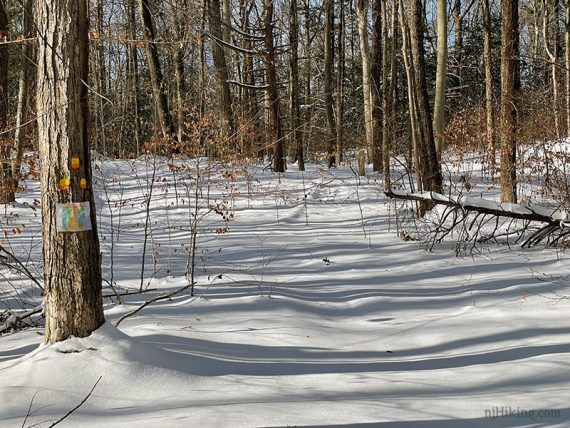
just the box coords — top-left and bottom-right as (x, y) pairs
(500, 0), (520, 203)
(95, 0), (107, 155)
(482, 0), (495, 172)
(566, 0), (570, 134)
(290, 0), (304, 170)
(208, 0), (236, 146)
(324, 0), (337, 167)
(452, 0), (462, 90)
(336, 0), (346, 164)
(0, 0), (14, 204)
(381, 0), (390, 189)
(371, 0), (383, 171)
(356, 0), (374, 154)
(434, 0), (447, 159)
(11, 0), (33, 183)
(387, 0), (398, 189)
(264, 0), (285, 172)
(37, 0), (105, 343)
(543, 0), (561, 138)
(408, 0), (443, 193)
(137, 0), (177, 146)
(126, 0), (141, 156)
(171, 2), (187, 143)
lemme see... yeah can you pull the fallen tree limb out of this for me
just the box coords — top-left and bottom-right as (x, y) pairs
(385, 190), (569, 248)
(385, 190), (563, 225)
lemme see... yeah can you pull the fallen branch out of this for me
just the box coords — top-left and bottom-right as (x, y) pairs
(385, 190), (562, 225)
(385, 190), (569, 248)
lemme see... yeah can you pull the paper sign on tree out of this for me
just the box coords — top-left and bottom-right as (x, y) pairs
(56, 202), (92, 232)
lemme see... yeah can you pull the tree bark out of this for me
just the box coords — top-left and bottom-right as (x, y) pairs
(37, 0), (105, 343)
(499, 0), (520, 203)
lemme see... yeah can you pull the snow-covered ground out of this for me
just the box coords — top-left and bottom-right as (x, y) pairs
(1, 158), (570, 427)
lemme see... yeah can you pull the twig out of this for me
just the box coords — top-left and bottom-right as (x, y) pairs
(47, 376), (102, 428)
(115, 282), (195, 328)
(0, 245), (43, 292)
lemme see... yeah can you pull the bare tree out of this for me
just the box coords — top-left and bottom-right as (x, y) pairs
(37, 0), (105, 343)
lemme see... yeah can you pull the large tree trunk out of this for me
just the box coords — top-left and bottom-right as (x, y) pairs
(0, 0), (14, 204)
(499, 0), (520, 203)
(356, 0), (374, 154)
(482, 0), (495, 173)
(408, 0), (443, 193)
(324, 0), (337, 167)
(137, 0), (177, 147)
(264, 0), (285, 172)
(11, 0), (33, 184)
(433, 0), (447, 159)
(290, 0), (304, 170)
(37, 0), (105, 343)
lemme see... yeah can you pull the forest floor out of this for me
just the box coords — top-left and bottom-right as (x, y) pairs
(1, 155), (570, 427)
